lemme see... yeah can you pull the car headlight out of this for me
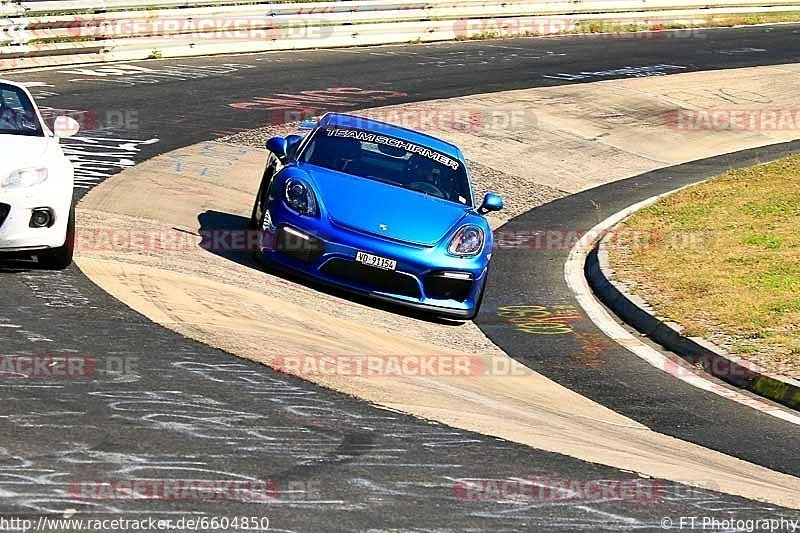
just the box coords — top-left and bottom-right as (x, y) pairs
(1, 167), (49, 189)
(449, 225), (485, 256)
(285, 178), (317, 216)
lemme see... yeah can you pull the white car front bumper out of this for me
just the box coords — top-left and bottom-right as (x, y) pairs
(0, 181), (72, 253)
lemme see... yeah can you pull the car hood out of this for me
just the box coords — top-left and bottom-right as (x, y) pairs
(300, 164), (470, 246)
(0, 135), (55, 176)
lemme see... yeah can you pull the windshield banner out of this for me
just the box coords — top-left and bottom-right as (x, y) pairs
(324, 127), (460, 171)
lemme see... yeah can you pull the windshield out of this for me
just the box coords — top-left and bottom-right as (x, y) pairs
(299, 126), (472, 206)
(0, 83), (43, 137)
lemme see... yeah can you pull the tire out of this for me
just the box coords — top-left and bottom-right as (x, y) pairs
(251, 205), (273, 268)
(251, 159), (277, 229)
(249, 180), (264, 229)
(38, 203), (75, 270)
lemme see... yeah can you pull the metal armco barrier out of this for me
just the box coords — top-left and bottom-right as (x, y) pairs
(2, 0), (799, 70)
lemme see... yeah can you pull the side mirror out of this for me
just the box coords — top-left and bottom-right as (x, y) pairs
(53, 116), (80, 138)
(479, 193), (503, 214)
(265, 136), (288, 163)
(285, 134), (303, 160)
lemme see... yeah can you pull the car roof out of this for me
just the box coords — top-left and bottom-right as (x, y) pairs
(0, 79), (29, 92)
(0, 79), (36, 101)
(317, 112), (464, 161)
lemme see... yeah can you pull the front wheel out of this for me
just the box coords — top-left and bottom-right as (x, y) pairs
(38, 204), (75, 270)
(250, 180), (265, 229)
(251, 160), (277, 228)
(251, 207), (275, 269)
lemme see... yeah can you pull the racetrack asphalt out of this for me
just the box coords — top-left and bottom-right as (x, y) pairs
(2, 25), (800, 530)
(477, 141), (800, 478)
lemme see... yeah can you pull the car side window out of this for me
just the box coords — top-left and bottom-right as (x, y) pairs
(0, 85), (42, 136)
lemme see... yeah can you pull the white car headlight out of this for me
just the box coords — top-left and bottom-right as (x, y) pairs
(1, 167), (49, 189)
(449, 225), (485, 256)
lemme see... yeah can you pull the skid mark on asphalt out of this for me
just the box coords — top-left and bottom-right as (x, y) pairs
(717, 47), (767, 55)
(544, 64), (687, 81)
(228, 87), (408, 114)
(17, 270), (98, 310)
(363, 46), (566, 69)
(56, 63), (258, 87)
(2, 270), (792, 526)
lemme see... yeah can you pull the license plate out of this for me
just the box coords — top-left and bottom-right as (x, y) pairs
(356, 251), (397, 271)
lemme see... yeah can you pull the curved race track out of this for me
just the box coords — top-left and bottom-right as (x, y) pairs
(2, 26), (800, 531)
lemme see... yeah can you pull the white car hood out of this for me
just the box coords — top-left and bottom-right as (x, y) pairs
(0, 134), (57, 176)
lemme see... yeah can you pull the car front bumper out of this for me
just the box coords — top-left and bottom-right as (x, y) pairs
(260, 206), (489, 318)
(0, 183), (71, 253)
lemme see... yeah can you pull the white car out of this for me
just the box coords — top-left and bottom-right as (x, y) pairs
(0, 79), (80, 269)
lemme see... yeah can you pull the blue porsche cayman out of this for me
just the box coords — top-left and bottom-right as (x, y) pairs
(250, 113), (503, 320)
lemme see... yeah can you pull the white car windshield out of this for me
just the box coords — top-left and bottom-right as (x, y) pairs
(0, 83), (43, 137)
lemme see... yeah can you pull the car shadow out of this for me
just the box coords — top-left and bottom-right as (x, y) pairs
(0, 255), (39, 273)
(0, 264), (32, 274)
(196, 209), (465, 326)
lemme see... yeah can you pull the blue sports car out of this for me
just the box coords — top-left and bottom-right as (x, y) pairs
(250, 113), (503, 320)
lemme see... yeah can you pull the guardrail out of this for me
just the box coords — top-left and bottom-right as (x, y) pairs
(5, 0), (800, 16)
(2, 0), (289, 16)
(2, 0), (799, 70)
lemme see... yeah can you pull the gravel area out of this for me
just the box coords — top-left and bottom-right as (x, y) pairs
(219, 122), (303, 147)
(465, 159), (565, 228)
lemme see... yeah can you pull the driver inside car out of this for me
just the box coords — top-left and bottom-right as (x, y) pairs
(406, 154), (446, 200)
(0, 91), (34, 131)
(335, 137), (363, 173)
(0, 93), (15, 128)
